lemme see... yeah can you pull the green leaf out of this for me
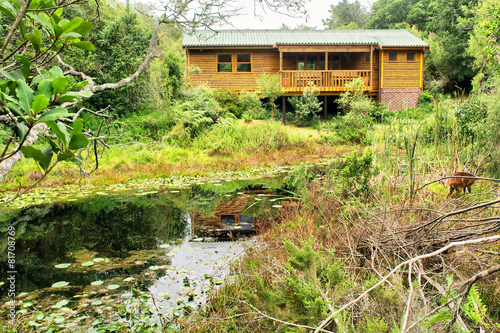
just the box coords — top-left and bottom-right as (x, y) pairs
(61, 31), (82, 39)
(38, 134), (60, 153)
(21, 146), (49, 170)
(0, 69), (23, 81)
(53, 24), (63, 37)
(26, 29), (43, 53)
(32, 95), (49, 115)
(0, 1), (17, 19)
(34, 312), (44, 320)
(69, 41), (95, 51)
(46, 121), (70, 144)
(57, 150), (74, 162)
(38, 108), (73, 122)
(6, 102), (24, 118)
(51, 76), (69, 95)
(73, 21), (93, 36)
(16, 80), (35, 115)
(62, 17), (82, 33)
(72, 118), (84, 134)
(56, 90), (92, 103)
(16, 123), (29, 141)
(48, 66), (64, 79)
(69, 155), (83, 165)
(36, 79), (52, 100)
(33, 12), (54, 35)
(28, 0), (40, 10)
(18, 56), (30, 81)
(69, 80), (90, 90)
(42, 145), (53, 167)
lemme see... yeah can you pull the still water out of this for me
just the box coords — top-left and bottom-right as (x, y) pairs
(0, 178), (289, 324)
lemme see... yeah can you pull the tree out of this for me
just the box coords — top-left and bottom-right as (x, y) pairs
(0, 0), (97, 190)
(468, 0), (500, 79)
(323, 0), (367, 29)
(257, 72), (285, 122)
(366, 0), (479, 92)
(0, 0), (310, 191)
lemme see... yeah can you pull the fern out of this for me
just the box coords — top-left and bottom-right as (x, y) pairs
(461, 284), (489, 328)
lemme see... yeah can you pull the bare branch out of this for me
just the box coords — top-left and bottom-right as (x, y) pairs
(315, 235), (500, 333)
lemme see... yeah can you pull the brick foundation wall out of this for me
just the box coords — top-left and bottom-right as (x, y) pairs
(380, 88), (422, 111)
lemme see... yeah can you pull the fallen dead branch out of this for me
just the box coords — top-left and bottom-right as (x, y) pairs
(315, 235), (500, 333)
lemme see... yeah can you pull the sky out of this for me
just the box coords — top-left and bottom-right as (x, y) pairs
(220, 0), (337, 30)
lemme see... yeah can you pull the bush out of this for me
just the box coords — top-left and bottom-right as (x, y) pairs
(213, 89), (245, 118)
(417, 90), (434, 106)
(454, 96), (487, 143)
(320, 112), (372, 145)
(325, 148), (376, 198)
(338, 78), (376, 116)
(289, 87), (323, 126)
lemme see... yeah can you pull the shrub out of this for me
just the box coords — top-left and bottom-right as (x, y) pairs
(417, 90), (434, 106)
(454, 96), (487, 143)
(213, 89), (244, 118)
(320, 112), (372, 145)
(325, 148), (376, 197)
(338, 78), (375, 116)
(289, 87), (323, 126)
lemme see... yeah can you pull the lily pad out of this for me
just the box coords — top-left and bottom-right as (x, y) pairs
(93, 258), (105, 263)
(123, 277), (135, 282)
(157, 291), (170, 297)
(149, 265), (161, 271)
(81, 261), (94, 267)
(107, 284), (120, 290)
(91, 280), (104, 286)
(51, 300), (69, 309)
(272, 205), (283, 208)
(51, 281), (69, 288)
(54, 263), (71, 269)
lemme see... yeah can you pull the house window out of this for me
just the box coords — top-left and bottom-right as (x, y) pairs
(217, 54), (232, 72)
(406, 52), (416, 62)
(364, 53), (377, 64)
(236, 54), (251, 72)
(328, 54), (340, 70)
(298, 55), (322, 70)
(388, 52), (398, 62)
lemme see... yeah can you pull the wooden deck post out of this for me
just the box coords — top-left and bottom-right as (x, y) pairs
(323, 96), (327, 120)
(370, 45), (373, 92)
(282, 96), (286, 125)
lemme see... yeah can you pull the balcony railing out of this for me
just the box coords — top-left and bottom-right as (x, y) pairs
(280, 70), (371, 92)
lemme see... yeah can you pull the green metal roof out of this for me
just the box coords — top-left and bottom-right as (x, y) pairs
(182, 29), (428, 48)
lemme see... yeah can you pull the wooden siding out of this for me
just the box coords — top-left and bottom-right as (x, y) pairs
(187, 48), (410, 94)
(188, 49), (279, 91)
(381, 50), (422, 88)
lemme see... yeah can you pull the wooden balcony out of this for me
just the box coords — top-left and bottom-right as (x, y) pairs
(280, 70), (371, 92)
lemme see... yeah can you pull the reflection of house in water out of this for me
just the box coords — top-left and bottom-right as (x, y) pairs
(191, 190), (268, 240)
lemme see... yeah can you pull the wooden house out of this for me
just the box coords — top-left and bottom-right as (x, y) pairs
(182, 30), (429, 112)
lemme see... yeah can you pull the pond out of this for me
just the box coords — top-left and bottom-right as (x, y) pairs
(0, 177), (292, 330)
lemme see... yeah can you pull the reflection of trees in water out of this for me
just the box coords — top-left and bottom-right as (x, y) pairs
(0, 193), (184, 293)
